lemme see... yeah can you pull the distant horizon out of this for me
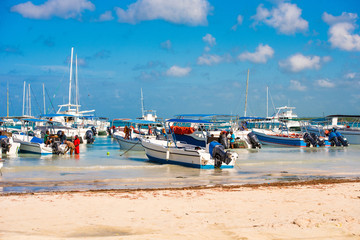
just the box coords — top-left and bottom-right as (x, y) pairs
(1, 0), (360, 119)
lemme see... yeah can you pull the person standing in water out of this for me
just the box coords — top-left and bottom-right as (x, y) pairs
(74, 135), (80, 154)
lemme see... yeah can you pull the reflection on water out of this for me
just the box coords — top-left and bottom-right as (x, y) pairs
(1, 137), (360, 193)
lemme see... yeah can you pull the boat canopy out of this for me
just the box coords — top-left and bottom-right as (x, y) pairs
(124, 119), (159, 125)
(175, 114), (237, 118)
(41, 114), (76, 118)
(166, 118), (212, 124)
(326, 115), (360, 118)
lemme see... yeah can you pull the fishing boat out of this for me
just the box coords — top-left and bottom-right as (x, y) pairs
(173, 114), (261, 149)
(12, 119), (66, 154)
(141, 119), (238, 169)
(113, 119), (161, 151)
(252, 127), (330, 147)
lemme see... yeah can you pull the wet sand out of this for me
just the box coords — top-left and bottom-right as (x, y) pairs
(1, 179), (360, 240)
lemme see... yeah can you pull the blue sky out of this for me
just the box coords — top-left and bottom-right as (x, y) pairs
(1, 0), (360, 119)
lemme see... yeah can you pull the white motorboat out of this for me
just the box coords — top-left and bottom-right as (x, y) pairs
(141, 119), (238, 169)
(113, 119), (161, 151)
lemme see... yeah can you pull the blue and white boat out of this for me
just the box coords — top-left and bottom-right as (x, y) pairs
(141, 119), (238, 169)
(252, 128), (330, 147)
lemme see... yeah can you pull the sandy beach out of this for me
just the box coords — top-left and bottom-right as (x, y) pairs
(0, 180), (359, 240)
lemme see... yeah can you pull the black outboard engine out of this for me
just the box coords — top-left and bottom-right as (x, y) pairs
(91, 126), (97, 136)
(0, 137), (11, 154)
(247, 132), (261, 149)
(336, 132), (348, 147)
(106, 127), (111, 135)
(303, 132), (317, 147)
(85, 130), (95, 144)
(310, 132), (325, 147)
(51, 141), (62, 155)
(329, 131), (341, 146)
(219, 133), (229, 149)
(57, 130), (62, 136)
(210, 141), (233, 168)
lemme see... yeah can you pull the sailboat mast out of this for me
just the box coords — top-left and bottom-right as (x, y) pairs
(68, 47), (74, 111)
(28, 83), (31, 116)
(266, 86), (268, 118)
(141, 88), (144, 118)
(7, 83), (9, 117)
(244, 69), (249, 117)
(22, 81), (26, 116)
(43, 83), (46, 114)
(75, 54), (79, 113)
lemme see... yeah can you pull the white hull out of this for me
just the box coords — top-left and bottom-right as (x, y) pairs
(114, 135), (144, 151)
(19, 141), (53, 154)
(141, 138), (236, 169)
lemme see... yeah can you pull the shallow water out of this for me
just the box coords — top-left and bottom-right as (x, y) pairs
(1, 136), (359, 193)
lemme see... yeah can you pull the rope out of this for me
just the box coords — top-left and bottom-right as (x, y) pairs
(45, 87), (56, 113)
(119, 139), (141, 156)
(30, 86), (42, 116)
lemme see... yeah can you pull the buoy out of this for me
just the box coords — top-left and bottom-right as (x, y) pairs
(107, 152), (110, 156)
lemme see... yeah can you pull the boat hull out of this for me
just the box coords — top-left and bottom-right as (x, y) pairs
(253, 129), (330, 147)
(114, 135), (144, 151)
(142, 139), (234, 169)
(19, 142), (53, 155)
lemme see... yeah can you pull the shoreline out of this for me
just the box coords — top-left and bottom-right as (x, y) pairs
(2, 177), (360, 196)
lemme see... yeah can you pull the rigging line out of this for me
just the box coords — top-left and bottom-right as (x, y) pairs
(269, 88), (276, 116)
(30, 85), (42, 116)
(45, 87), (56, 113)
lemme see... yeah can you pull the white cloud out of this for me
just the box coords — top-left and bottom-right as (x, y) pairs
(345, 72), (356, 79)
(322, 12), (357, 25)
(166, 65), (191, 77)
(115, 0), (212, 26)
(252, 2), (308, 35)
(98, 11), (114, 22)
(232, 15), (243, 31)
(202, 34), (216, 46)
(11, 0), (95, 19)
(161, 40), (172, 50)
(238, 44), (274, 63)
(197, 54), (222, 65)
(323, 12), (360, 51)
(204, 46), (211, 52)
(315, 79), (335, 88)
(289, 80), (306, 91)
(279, 53), (330, 72)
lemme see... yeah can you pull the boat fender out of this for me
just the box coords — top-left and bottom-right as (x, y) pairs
(166, 150), (170, 160)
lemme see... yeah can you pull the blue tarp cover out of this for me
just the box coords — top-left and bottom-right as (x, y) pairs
(30, 137), (44, 144)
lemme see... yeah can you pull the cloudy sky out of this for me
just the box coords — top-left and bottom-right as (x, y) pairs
(1, 0), (360, 119)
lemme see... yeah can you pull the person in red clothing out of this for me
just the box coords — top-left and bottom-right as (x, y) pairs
(74, 135), (80, 154)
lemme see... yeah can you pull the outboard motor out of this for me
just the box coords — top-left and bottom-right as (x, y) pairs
(57, 130), (63, 136)
(85, 130), (95, 144)
(209, 141), (233, 168)
(247, 132), (261, 149)
(106, 127), (111, 135)
(0, 137), (11, 154)
(310, 132), (325, 147)
(335, 131), (348, 147)
(51, 141), (62, 155)
(328, 131), (341, 147)
(219, 133), (229, 149)
(303, 132), (317, 147)
(91, 126), (97, 136)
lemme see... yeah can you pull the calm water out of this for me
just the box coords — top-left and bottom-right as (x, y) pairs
(1, 136), (360, 193)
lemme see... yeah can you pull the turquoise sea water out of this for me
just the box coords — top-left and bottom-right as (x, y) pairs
(1, 136), (360, 193)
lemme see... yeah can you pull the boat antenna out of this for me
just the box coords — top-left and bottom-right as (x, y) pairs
(7, 82), (9, 117)
(266, 86), (268, 118)
(141, 88), (144, 118)
(244, 69), (249, 117)
(68, 47), (74, 111)
(22, 81), (26, 116)
(75, 54), (79, 113)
